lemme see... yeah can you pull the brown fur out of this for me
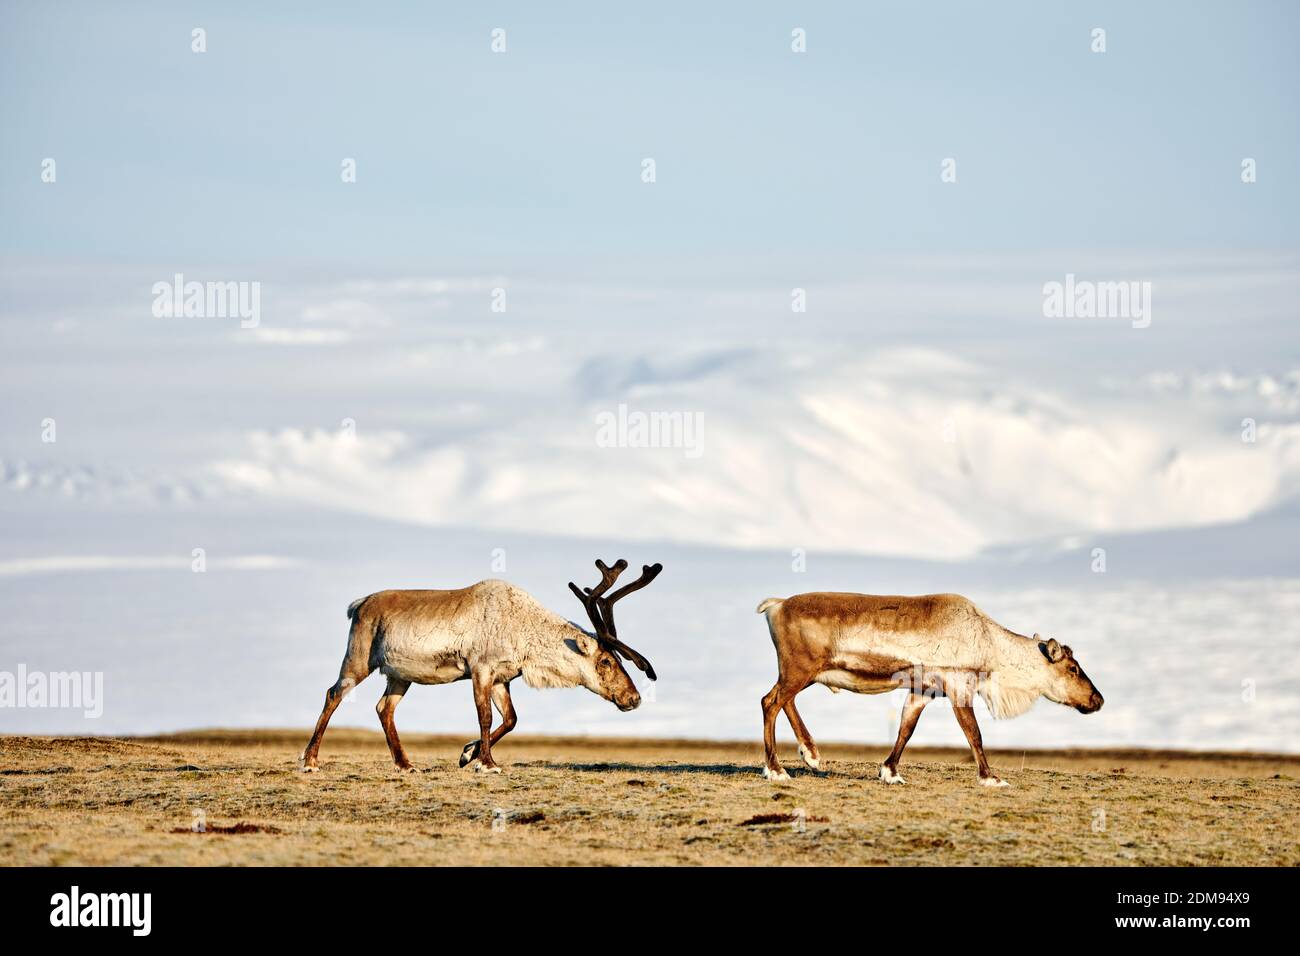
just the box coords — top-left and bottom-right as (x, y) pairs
(775, 592), (975, 631)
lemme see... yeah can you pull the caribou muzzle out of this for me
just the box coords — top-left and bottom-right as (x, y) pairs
(1076, 691), (1104, 714)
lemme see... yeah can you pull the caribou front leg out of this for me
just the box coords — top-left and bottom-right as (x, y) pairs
(466, 670), (503, 773)
(460, 682), (517, 768)
(951, 702), (1008, 787)
(376, 676), (415, 771)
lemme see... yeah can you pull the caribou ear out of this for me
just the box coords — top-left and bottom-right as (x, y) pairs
(565, 632), (598, 656)
(1039, 638), (1065, 663)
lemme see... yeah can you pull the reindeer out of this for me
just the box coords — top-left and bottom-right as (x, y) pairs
(300, 559), (662, 773)
(756, 592), (1103, 786)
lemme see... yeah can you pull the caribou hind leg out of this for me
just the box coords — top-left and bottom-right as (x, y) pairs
(761, 672), (811, 781)
(302, 605), (380, 772)
(376, 676), (415, 771)
(459, 681), (518, 767)
(782, 693), (822, 771)
(760, 681), (791, 780)
(300, 662), (371, 771)
(879, 692), (930, 784)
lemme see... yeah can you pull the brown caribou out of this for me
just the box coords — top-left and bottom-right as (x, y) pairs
(300, 559), (662, 773)
(757, 592), (1103, 786)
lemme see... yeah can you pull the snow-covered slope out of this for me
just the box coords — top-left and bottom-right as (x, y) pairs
(201, 346), (1300, 559)
(6, 256), (1298, 561)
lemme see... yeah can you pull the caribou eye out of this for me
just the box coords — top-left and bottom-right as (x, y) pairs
(1068, 664), (1079, 675)
(597, 657), (612, 671)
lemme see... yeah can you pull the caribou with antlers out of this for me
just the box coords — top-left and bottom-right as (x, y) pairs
(300, 559), (662, 773)
(756, 592), (1104, 786)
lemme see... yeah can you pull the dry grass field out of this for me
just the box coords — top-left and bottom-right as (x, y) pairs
(2, 730), (1297, 866)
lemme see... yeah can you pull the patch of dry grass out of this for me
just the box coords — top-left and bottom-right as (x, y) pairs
(1, 730), (1296, 866)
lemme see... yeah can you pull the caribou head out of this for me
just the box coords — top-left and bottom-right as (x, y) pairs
(1037, 636), (1104, 714)
(568, 559), (662, 711)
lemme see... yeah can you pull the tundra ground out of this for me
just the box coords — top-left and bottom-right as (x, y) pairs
(1, 730), (1296, 866)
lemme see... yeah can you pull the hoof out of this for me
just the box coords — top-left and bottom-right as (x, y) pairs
(798, 744), (822, 771)
(979, 775), (1010, 788)
(879, 764), (906, 785)
(472, 760), (503, 775)
(458, 742), (480, 769)
(395, 763), (417, 774)
(299, 763), (319, 773)
(762, 765), (791, 782)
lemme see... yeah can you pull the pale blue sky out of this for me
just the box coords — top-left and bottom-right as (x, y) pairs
(1, 0), (1297, 263)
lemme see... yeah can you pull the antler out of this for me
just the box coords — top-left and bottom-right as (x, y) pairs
(598, 562), (662, 680)
(567, 558), (627, 634)
(597, 563), (662, 636)
(603, 562), (663, 606)
(568, 559), (661, 681)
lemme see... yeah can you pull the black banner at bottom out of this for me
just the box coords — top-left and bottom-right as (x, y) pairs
(0, 865), (1278, 941)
